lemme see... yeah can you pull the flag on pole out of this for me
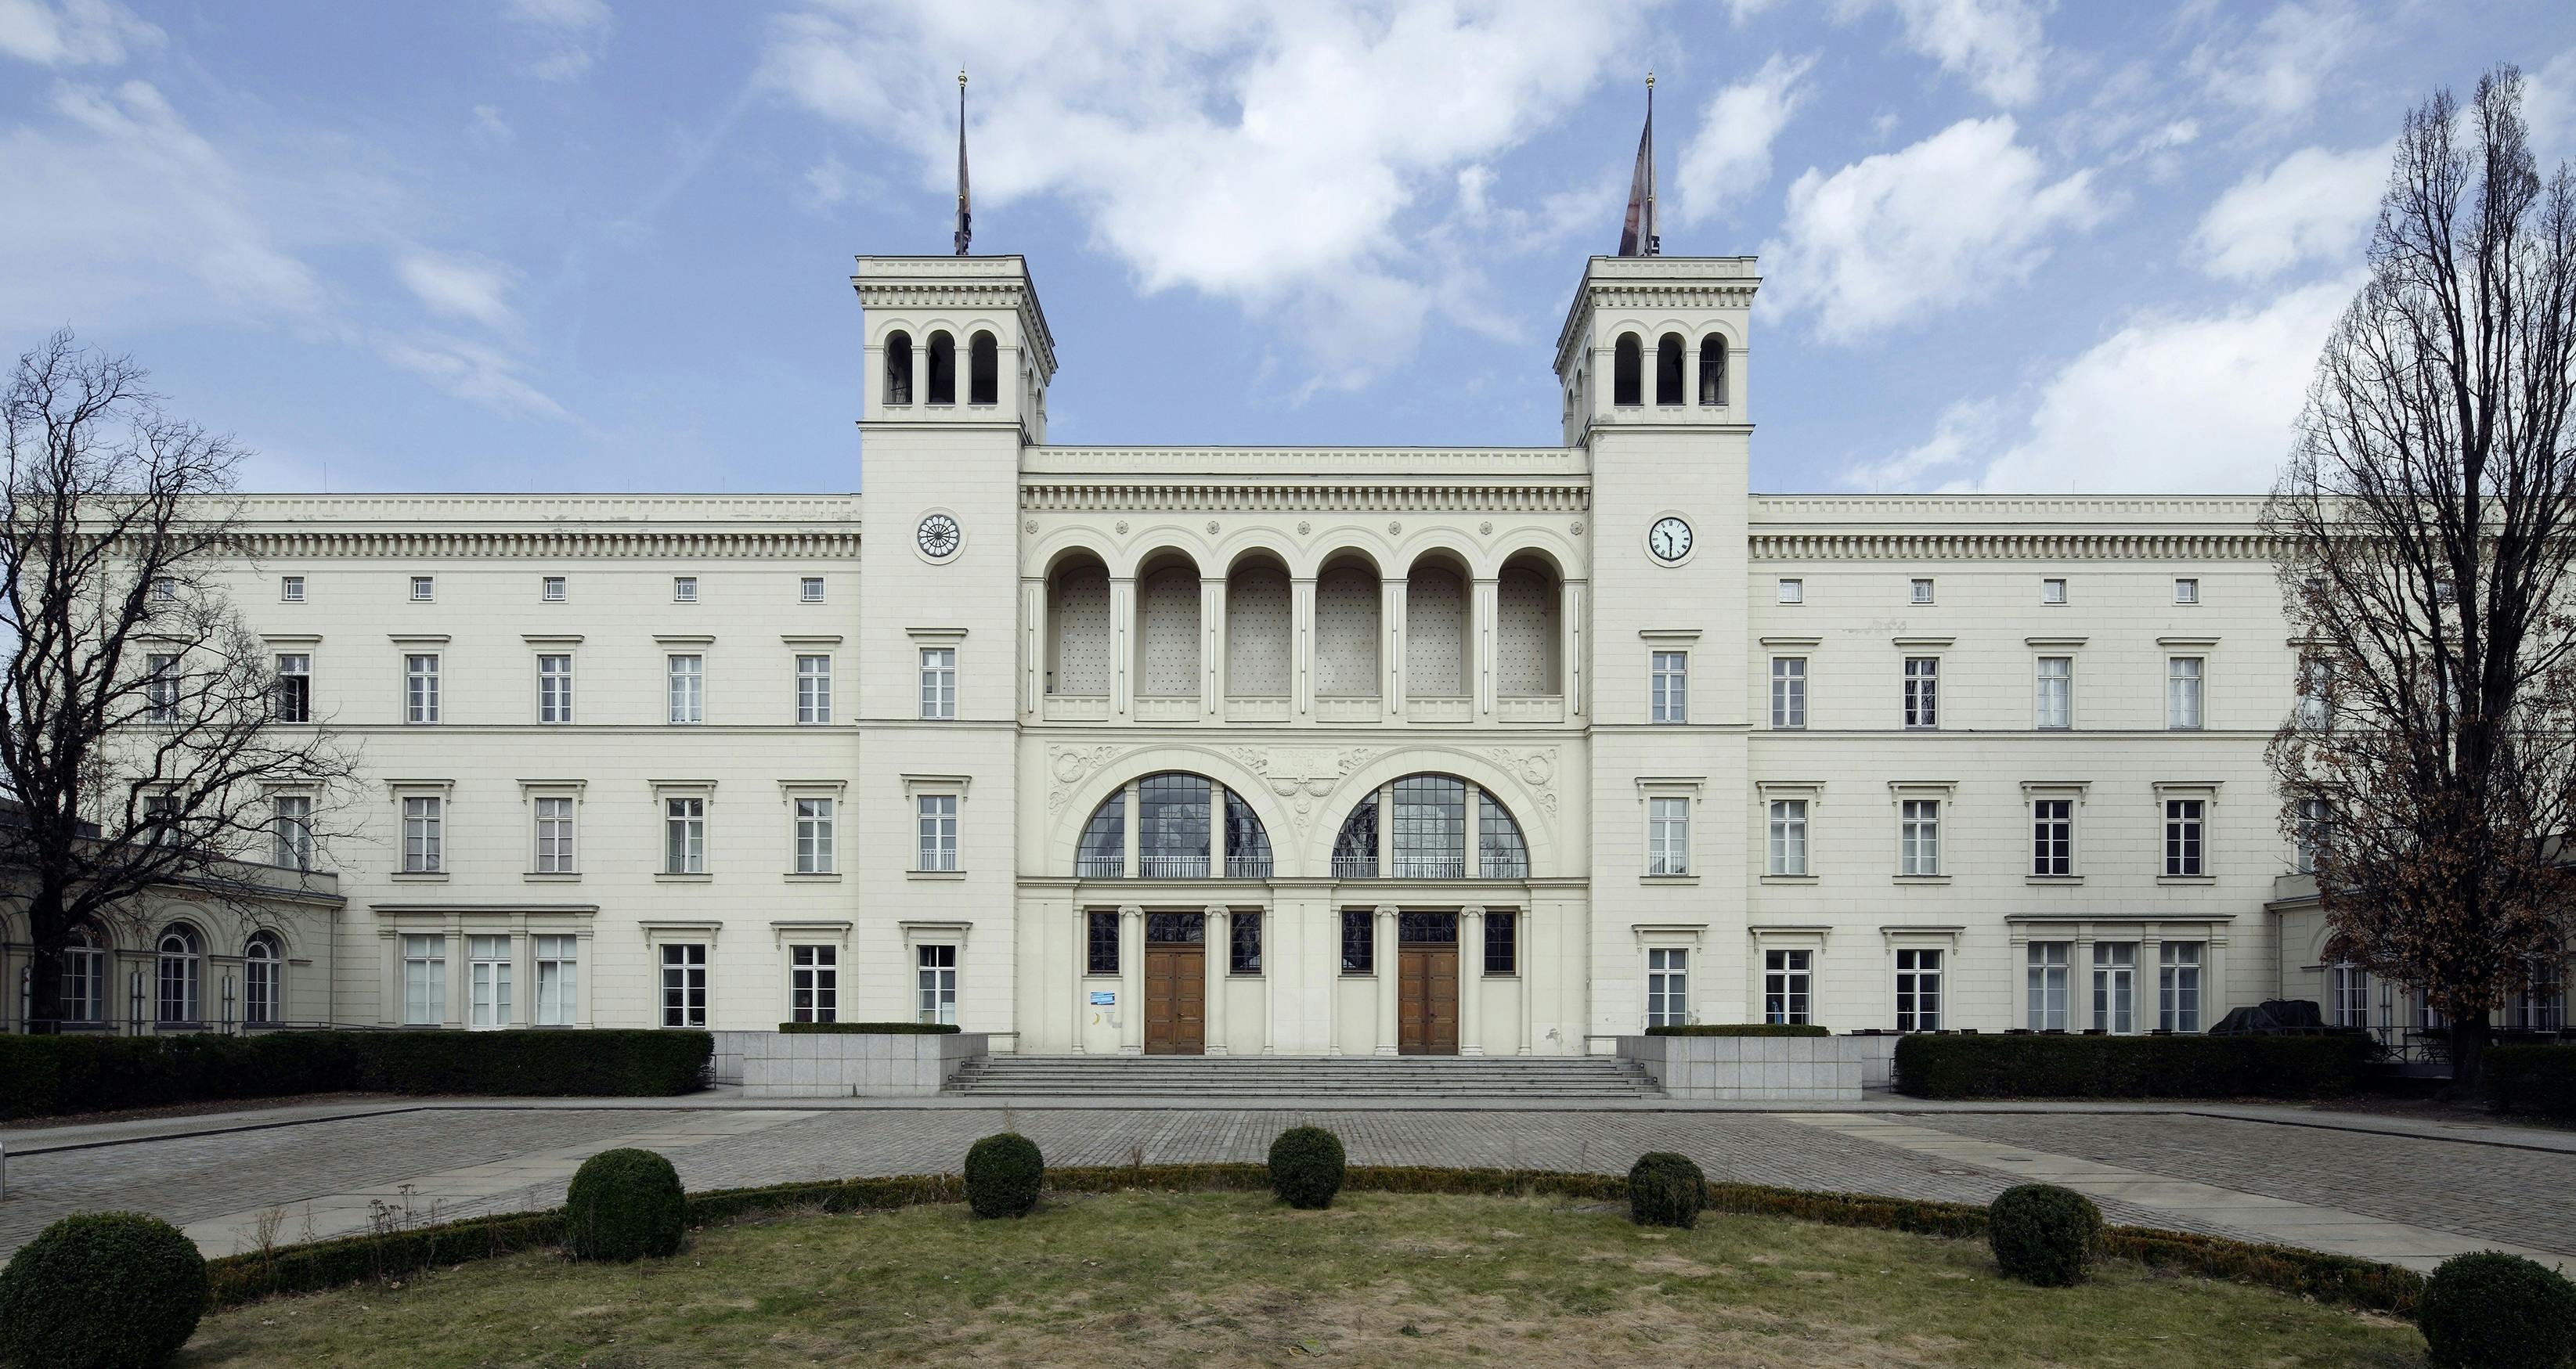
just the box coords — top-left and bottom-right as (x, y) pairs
(1617, 72), (1658, 258)
(953, 70), (972, 256)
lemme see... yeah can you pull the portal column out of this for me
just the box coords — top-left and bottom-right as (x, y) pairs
(1118, 904), (1144, 1055)
(1373, 904), (1400, 1056)
(1205, 904), (1230, 1056)
(1520, 904), (1537, 1055)
(1109, 575), (1136, 719)
(1381, 575), (1408, 719)
(1070, 907), (1088, 1054)
(1201, 575), (1227, 717)
(1291, 575), (1317, 719)
(1022, 577), (1045, 717)
(1460, 905), (1485, 1055)
(1473, 575), (1499, 716)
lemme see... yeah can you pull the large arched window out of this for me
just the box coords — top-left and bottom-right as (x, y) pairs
(1698, 333), (1728, 406)
(60, 925), (105, 1025)
(1077, 789), (1124, 877)
(884, 330), (914, 405)
(1333, 794), (1378, 878)
(1331, 773), (1530, 880)
(968, 330), (998, 405)
(926, 330), (957, 405)
(157, 924), (201, 1025)
(1075, 772), (1273, 879)
(244, 931), (283, 1026)
(1613, 333), (1643, 407)
(1654, 332), (1685, 405)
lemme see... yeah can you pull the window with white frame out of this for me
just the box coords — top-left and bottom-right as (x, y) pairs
(799, 576), (824, 603)
(2167, 657), (2203, 729)
(2297, 660), (2331, 731)
(541, 575), (566, 603)
(2508, 955), (2564, 1031)
(1903, 657), (1939, 728)
(2032, 798), (2073, 877)
(402, 933), (445, 1025)
(60, 928), (104, 1025)
(401, 796), (443, 873)
(405, 654), (441, 724)
(2092, 942), (2138, 1032)
(2040, 577), (2067, 605)
(1763, 948), (1811, 1025)
(1909, 578), (1934, 604)
(2027, 941), (2070, 1030)
(664, 798), (705, 874)
(244, 934), (282, 1025)
(918, 944), (958, 1025)
(2164, 799), (2206, 876)
(1646, 797), (1690, 876)
(662, 943), (708, 1027)
(269, 794), (312, 870)
(917, 794), (959, 871)
(2173, 577), (2199, 604)
(468, 935), (511, 1029)
(2159, 941), (2203, 1032)
(2328, 959), (2370, 1028)
(1645, 947), (1689, 1028)
(533, 935), (578, 1025)
(274, 654), (311, 723)
(796, 654), (832, 725)
(538, 654), (573, 724)
(535, 796), (575, 874)
(280, 575), (305, 603)
(409, 575), (434, 601)
(156, 925), (200, 1024)
(141, 793), (179, 846)
(795, 798), (835, 874)
(1776, 578), (1802, 604)
(1896, 949), (1943, 1030)
(667, 654), (704, 725)
(919, 648), (957, 720)
(1767, 799), (1809, 876)
(2035, 656), (2070, 729)
(789, 944), (836, 1024)
(673, 575), (698, 603)
(1770, 657), (1807, 729)
(1899, 799), (1941, 876)
(144, 653), (179, 724)
(1650, 651), (1687, 723)
(2295, 798), (2331, 873)
(151, 575), (176, 603)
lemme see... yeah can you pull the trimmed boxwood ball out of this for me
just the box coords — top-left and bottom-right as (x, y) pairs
(1987, 1183), (2103, 1287)
(0, 1211), (209, 1369)
(1626, 1151), (1707, 1229)
(964, 1133), (1044, 1219)
(2417, 1251), (2576, 1369)
(563, 1147), (686, 1261)
(1268, 1126), (1348, 1209)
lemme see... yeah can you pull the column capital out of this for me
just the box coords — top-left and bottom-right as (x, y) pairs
(1462, 905), (1487, 918)
(1119, 904), (1142, 919)
(1203, 903), (1228, 918)
(1375, 904), (1399, 918)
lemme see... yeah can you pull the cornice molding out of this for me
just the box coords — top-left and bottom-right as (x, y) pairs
(1023, 481), (1589, 515)
(1748, 529), (2279, 562)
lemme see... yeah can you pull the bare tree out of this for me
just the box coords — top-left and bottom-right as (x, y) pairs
(1, 330), (355, 1032)
(2268, 67), (2576, 1093)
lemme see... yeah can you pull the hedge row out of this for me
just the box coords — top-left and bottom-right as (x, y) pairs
(0, 1030), (713, 1121)
(1645, 1024), (1831, 1038)
(774, 1021), (960, 1035)
(2484, 1044), (2576, 1121)
(201, 1161), (2423, 1317)
(1893, 1032), (2376, 1100)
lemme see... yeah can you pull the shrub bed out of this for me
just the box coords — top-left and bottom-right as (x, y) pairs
(1893, 1032), (2374, 1099)
(1988, 1184), (2103, 1286)
(774, 1021), (961, 1034)
(0, 1029), (712, 1121)
(1627, 1152), (1707, 1229)
(2484, 1044), (2576, 1121)
(564, 1149), (687, 1262)
(0, 1212), (210, 1369)
(964, 1133), (1044, 1219)
(2416, 1252), (2576, 1369)
(1645, 1024), (1831, 1037)
(1268, 1126), (1347, 1209)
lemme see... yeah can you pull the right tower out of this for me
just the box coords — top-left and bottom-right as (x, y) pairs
(1556, 254), (1762, 1035)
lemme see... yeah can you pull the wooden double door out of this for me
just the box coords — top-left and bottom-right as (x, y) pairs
(1143, 913), (1206, 1055)
(1398, 913), (1459, 1056)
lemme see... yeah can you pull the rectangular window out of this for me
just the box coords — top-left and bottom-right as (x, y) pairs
(1231, 912), (1264, 975)
(2040, 577), (2066, 605)
(280, 575), (305, 603)
(2026, 941), (2070, 1031)
(790, 945), (836, 1024)
(2164, 799), (2206, 877)
(2159, 941), (2203, 1032)
(661, 943), (708, 1028)
(409, 575), (433, 601)
(1649, 650), (1687, 724)
(537, 654), (573, 724)
(1647, 796), (1690, 876)
(916, 794), (958, 871)
(795, 798), (835, 874)
(799, 576), (824, 603)
(2167, 657), (2203, 730)
(533, 935), (578, 1025)
(1340, 910), (1375, 974)
(541, 575), (566, 603)
(405, 654), (440, 724)
(2093, 942), (2138, 1033)
(151, 575), (176, 603)
(2297, 661), (2331, 731)
(468, 935), (511, 1030)
(1646, 947), (1690, 1028)
(2035, 656), (2070, 730)
(2032, 798), (2073, 877)
(1909, 577), (1934, 604)
(402, 934), (445, 1025)
(1770, 657), (1807, 729)
(1762, 948), (1811, 1025)
(1767, 799), (1809, 877)
(667, 654), (704, 725)
(535, 796), (575, 873)
(1903, 657), (1939, 728)
(1483, 911), (1517, 976)
(919, 647), (957, 720)
(1086, 911), (1120, 976)
(273, 653), (311, 723)
(1777, 578), (1803, 604)
(401, 796), (442, 874)
(273, 794), (313, 870)
(2329, 962), (2370, 1029)
(917, 944), (958, 1025)
(2295, 798), (2330, 873)
(61, 938), (104, 1023)
(673, 575), (698, 603)
(663, 797), (705, 874)
(1896, 949), (1943, 1031)
(2174, 577), (2199, 604)
(796, 654), (832, 725)
(144, 653), (179, 724)
(1900, 799), (1942, 876)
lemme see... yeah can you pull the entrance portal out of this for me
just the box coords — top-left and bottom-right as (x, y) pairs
(1142, 913), (1206, 1055)
(1397, 912), (1459, 1056)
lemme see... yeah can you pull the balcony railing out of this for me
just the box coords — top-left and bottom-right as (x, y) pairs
(1497, 694), (1564, 722)
(1134, 696), (1200, 722)
(1043, 695), (1109, 722)
(1225, 695), (1290, 722)
(1391, 855), (1467, 879)
(1332, 855), (1377, 879)
(1315, 695), (1380, 723)
(1405, 697), (1471, 723)
(1225, 856), (1274, 878)
(1136, 855), (1210, 879)
(1075, 856), (1123, 878)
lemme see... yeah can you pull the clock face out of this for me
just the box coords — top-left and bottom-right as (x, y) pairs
(1648, 516), (1693, 563)
(917, 513), (961, 559)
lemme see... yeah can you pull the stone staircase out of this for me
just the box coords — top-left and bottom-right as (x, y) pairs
(946, 1053), (1663, 1099)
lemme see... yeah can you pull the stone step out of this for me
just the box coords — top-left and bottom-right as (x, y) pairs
(946, 1055), (1662, 1097)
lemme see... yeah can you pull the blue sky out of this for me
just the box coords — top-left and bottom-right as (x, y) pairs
(3, 1), (2573, 495)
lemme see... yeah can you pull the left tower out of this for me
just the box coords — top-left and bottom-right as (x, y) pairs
(852, 255), (1056, 1036)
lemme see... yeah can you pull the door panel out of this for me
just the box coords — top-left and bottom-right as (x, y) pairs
(1398, 947), (1459, 1055)
(1143, 946), (1205, 1055)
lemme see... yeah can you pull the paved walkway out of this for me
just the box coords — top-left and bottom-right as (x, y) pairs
(3, 1093), (2568, 1275)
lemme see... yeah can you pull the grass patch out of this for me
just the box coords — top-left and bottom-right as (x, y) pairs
(181, 1191), (2426, 1367)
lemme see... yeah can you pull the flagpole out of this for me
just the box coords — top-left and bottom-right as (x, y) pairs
(1644, 70), (1658, 258)
(954, 69), (972, 257)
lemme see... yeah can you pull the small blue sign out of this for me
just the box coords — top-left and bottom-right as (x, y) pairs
(1089, 991), (1117, 1007)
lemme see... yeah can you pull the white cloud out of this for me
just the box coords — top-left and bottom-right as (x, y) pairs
(395, 249), (521, 332)
(1885, 0), (2048, 107)
(1723, 0), (1780, 21)
(2189, 2), (2366, 120)
(2190, 142), (2387, 282)
(377, 334), (573, 423)
(803, 154), (852, 207)
(0, 0), (160, 67)
(1762, 116), (2107, 342)
(1845, 397), (2001, 491)
(1673, 52), (1812, 225)
(759, 0), (1651, 388)
(502, 0), (612, 82)
(470, 103), (514, 142)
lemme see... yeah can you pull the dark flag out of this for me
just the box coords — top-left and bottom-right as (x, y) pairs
(953, 70), (972, 256)
(1617, 72), (1658, 257)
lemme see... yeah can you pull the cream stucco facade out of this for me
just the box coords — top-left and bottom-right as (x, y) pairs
(164, 252), (2347, 1054)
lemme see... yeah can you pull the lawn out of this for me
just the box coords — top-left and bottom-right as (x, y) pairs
(181, 1191), (2426, 1367)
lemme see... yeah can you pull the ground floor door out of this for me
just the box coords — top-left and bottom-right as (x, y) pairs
(1143, 911), (1207, 1055)
(1398, 912), (1460, 1055)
